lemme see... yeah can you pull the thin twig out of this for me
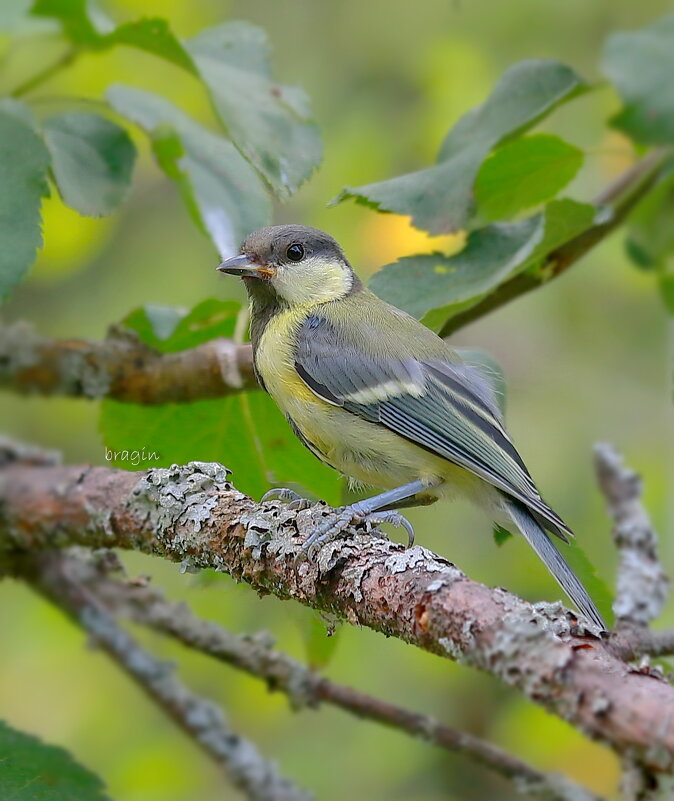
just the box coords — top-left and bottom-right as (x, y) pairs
(10, 47), (79, 98)
(594, 442), (669, 627)
(440, 148), (671, 336)
(24, 551), (312, 801)
(611, 629), (674, 662)
(2, 446), (674, 770)
(74, 557), (604, 801)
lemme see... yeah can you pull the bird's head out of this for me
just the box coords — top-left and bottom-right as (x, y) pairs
(217, 225), (359, 306)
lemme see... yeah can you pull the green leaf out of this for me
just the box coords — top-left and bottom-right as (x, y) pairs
(370, 218), (539, 321)
(30, 0), (103, 43)
(0, 109), (50, 301)
(107, 85), (271, 253)
(185, 22), (322, 199)
(475, 134), (583, 221)
(602, 15), (674, 145)
(625, 170), (674, 271)
(43, 112), (136, 217)
(0, 98), (38, 128)
(101, 392), (340, 503)
(0, 720), (111, 801)
(334, 59), (587, 234)
(121, 300), (240, 352)
(31, 1), (197, 73)
(623, 166), (674, 316)
(100, 302), (340, 503)
(493, 525), (513, 547)
(370, 199), (595, 331)
(0, 0), (32, 30)
(31, 8), (320, 197)
(106, 18), (197, 73)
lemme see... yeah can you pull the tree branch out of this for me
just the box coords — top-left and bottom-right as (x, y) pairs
(439, 148), (671, 336)
(0, 320), (257, 404)
(69, 554), (603, 801)
(612, 629), (674, 661)
(22, 550), (311, 801)
(595, 442), (668, 628)
(1, 447), (674, 771)
(1, 152), (670, 407)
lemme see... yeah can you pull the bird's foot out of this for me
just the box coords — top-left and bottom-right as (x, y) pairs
(299, 502), (415, 559)
(261, 487), (313, 511)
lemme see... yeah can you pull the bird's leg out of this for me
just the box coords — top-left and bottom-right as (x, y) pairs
(262, 488), (312, 511)
(376, 493), (438, 512)
(300, 479), (441, 556)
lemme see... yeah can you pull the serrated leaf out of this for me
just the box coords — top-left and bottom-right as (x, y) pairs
(43, 112), (136, 217)
(602, 15), (674, 145)
(0, 109), (50, 300)
(185, 21), (322, 199)
(475, 134), (584, 221)
(0, 720), (111, 801)
(334, 60), (587, 234)
(32, 7), (320, 198)
(370, 199), (595, 331)
(31, 1), (196, 73)
(107, 85), (271, 254)
(101, 302), (340, 503)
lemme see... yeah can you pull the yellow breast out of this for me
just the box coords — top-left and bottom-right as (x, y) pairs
(254, 307), (459, 493)
(254, 306), (320, 407)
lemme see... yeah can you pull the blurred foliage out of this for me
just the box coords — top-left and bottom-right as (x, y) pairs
(1, 0), (322, 297)
(0, 1), (673, 800)
(333, 60), (587, 234)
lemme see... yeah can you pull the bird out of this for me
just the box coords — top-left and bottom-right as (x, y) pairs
(217, 224), (606, 630)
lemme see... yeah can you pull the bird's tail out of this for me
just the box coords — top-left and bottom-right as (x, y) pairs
(504, 500), (606, 631)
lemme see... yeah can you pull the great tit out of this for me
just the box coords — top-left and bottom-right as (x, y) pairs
(217, 224), (605, 630)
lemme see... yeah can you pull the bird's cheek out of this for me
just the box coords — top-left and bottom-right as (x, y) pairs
(269, 267), (290, 296)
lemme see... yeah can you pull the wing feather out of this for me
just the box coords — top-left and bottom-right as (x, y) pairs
(294, 313), (571, 540)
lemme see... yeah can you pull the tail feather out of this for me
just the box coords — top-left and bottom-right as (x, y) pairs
(505, 500), (606, 631)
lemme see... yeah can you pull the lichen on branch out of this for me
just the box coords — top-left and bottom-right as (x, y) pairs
(0, 447), (672, 771)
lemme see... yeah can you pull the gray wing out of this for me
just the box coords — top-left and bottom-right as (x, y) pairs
(295, 314), (571, 540)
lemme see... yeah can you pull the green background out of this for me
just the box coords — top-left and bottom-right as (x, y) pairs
(1, 1), (673, 799)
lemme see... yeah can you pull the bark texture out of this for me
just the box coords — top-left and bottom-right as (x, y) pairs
(1, 457), (672, 772)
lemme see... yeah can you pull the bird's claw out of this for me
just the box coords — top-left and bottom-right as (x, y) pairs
(298, 504), (415, 561)
(262, 487), (313, 511)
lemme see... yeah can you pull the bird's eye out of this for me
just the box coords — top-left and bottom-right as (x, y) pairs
(286, 243), (305, 262)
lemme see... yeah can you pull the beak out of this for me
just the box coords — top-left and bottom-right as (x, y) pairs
(216, 254), (272, 279)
